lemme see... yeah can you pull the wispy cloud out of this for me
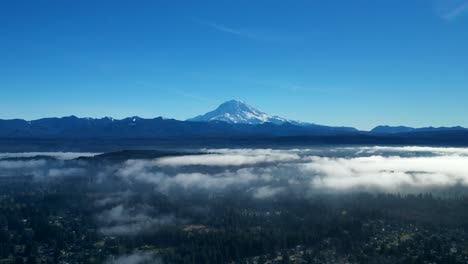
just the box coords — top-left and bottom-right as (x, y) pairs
(438, 1), (468, 20)
(194, 19), (298, 43)
(105, 252), (162, 264)
(98, 204), (178, 236)
(196, 20), (246, 36)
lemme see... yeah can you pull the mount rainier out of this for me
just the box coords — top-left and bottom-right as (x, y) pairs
(187, 100), (305, 126)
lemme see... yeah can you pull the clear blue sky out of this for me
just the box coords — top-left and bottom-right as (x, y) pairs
(1, 0), (467, 130)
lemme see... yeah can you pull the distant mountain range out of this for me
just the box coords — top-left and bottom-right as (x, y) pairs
(0, 100), (466, 140)
(371, 125), (468, 134)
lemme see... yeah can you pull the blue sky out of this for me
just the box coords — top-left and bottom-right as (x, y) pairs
(1, 0), (467, 130)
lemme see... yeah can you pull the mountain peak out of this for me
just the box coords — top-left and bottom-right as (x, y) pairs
(215, 100), (258, 115)
(223, 99), (246, 104)
(188, 100), (297, 125)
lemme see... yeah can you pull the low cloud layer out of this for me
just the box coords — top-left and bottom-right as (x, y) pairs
(304, 155), (468, 191)
(103, 147), (468, 197)
(5, 147), (468, 238)
(350, 146), (468, 156)
(106, 252), (162, 264)
(98, 204), (178, 236)
(0, 159), (47, 170)
(4, 147), (468, 195)
(155, 149), (300, 167)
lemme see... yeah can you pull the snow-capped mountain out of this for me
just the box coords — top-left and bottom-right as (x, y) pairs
(187, 100), (304, 125)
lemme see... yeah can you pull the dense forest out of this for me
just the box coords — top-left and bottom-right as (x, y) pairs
(2, 168), (468, 263)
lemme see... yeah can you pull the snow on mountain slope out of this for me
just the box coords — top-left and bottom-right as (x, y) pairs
(187, 100), (304, 125)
